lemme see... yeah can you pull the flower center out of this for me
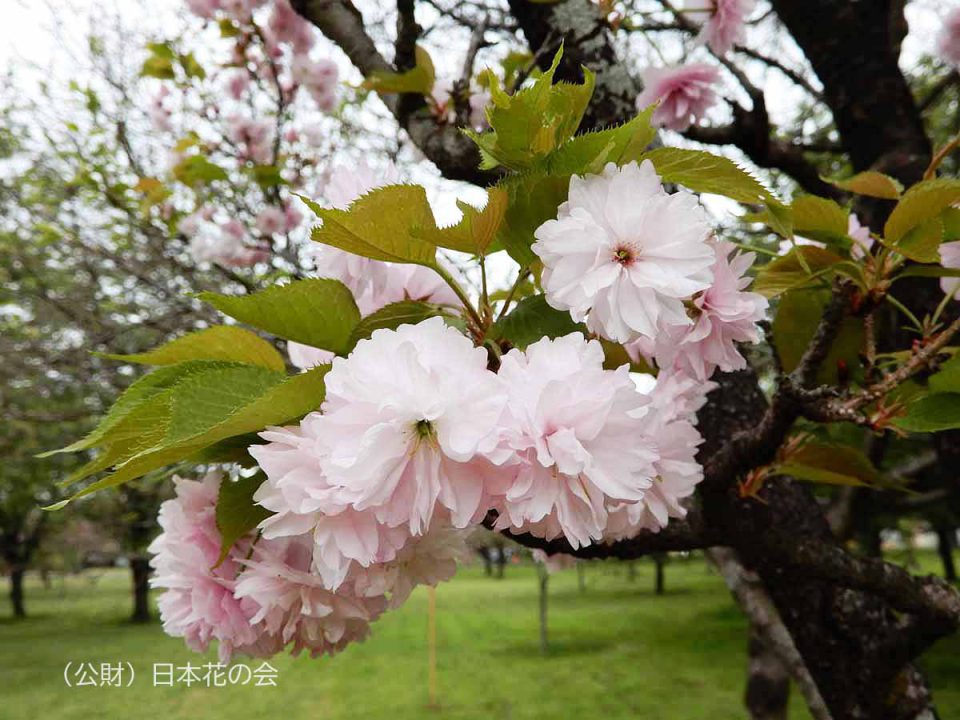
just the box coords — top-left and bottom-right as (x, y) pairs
(414, 418), (435, 440)
(613, 244), (638, 266)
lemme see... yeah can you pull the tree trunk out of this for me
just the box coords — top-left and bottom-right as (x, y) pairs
(627, 560), (637, 582)
(700, 372), (936, 719)
(9, 567), (25, 619)
(537, 566), (549, 654)
(576, 562), (586, 593)
(494, 545), (506, 579)
(654, 554), (665, 596)
(745, 628), (791, 720)
(936, 527), (957, 583)
(480, 547), (493, 577)
(129, 556), (151, 623)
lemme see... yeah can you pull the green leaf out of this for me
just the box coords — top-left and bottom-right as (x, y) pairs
(495, 172), (569, 267)
(50, 365), (330, 508)
(754, 246), (846, 298)
(215, 473), (271, 565)
(791, 195), (850, 245)
(928, 353), (960, 394)
(537, 108), (657, 176)
(307, 185), (439, 265)
(773, 289), (863, 384)
(464, 45), (595, 170)
(884, 178), (960, 243)
(892, 216), (943, 263)
(894, 393), (960, 432)
(777, 442), (878, 486)
(640, 147), (773, 205)
(362, 45), (435, 96)
(416, 189), (508, 255)
(492, 294), (584, 349)
(823, 171), (903, 199)
(98, 326), (285, 371)
(179, 52), (206, 80)
(140, 55), (175, 80)
(200, 279), (360, 356)
(347, 301), (447, 351)
(40, 361), (238, 457)
(172, 155), (229, 186)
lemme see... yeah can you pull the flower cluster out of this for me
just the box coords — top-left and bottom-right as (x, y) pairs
(939, 8), (960, 68)
(532, 160), (766, 381)
(150, 470), (468, 662)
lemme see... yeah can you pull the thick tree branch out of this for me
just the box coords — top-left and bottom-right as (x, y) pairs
(482, 506), (715, 559)
(290, 0), (492, 185)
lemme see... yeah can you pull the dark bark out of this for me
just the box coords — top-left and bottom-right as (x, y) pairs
(9, 567), (25, 619)
(745, 629), (791, 720)
(494, 543), (506, 579)
(653, 554), (665, 596)
(768, 0), (931, 183)
(129, 556), (151, 623)
(479, 547), (493, 577)
(936, 528), (957, 584)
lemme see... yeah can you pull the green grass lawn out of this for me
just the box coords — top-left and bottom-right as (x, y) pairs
(1, 555), (957, 719)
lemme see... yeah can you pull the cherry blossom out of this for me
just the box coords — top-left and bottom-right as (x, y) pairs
(312, 318), (510, 533)
(149, 472), (275, 663)
(940, 240), (960, 298)
(533, 160), (714, 343)
(636, 64), (720, 132)
(255, 206), (287, 236)
(683, 0), (755, 56)
(185, 0), (221, 19)
(492, 333), (658, 548)
(531, 549), (578, 573)
(634, 241), (767, 381)
(938, 8), (960, 68)
(234, 533), (385, 658)
(605, 371), (709, 540)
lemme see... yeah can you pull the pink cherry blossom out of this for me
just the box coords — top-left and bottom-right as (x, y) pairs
(185, 0), (221, 19)
(605, 371), (708, 540)
(284, 201), (303, 231)
(292, 55), (338, 111)
(268, 0), (316, 53)
(938, 9), (960, 68)
(225, 115), (273, 164)
(645, 241), (767, 381)
(492, 333), (659, 548)
(533, 161), (714, 343)
(225, 70), (249, 100)
(636, 64), (720, 132)
(148, 87), (173, 133)
(940, 240), (960, 298)
(683, 0), (755, 56)
(234, 533), (384, 658)
(249, 418), (412, 589)
(256, 206), (286, 236)
(149, 472), (274, 663)
(314, 318), (510, 533)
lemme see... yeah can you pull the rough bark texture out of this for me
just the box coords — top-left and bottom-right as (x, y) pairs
(129, 556), (151, 624)
(745, 628), (791, 720)
(707, 547), (830, 720)
(9, 567), (25, 619)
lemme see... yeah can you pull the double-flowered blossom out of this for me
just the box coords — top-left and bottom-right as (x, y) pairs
(604, 371), (711, 540)
(252, 319), (508, 585)
(491, 333), (659, 548)
(629, 241), (767, 380)
(149, 472), (278, 662)
(533, 160), (714, 343)
(683, 0), (755, 56)
(636, 64), (720, 132)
